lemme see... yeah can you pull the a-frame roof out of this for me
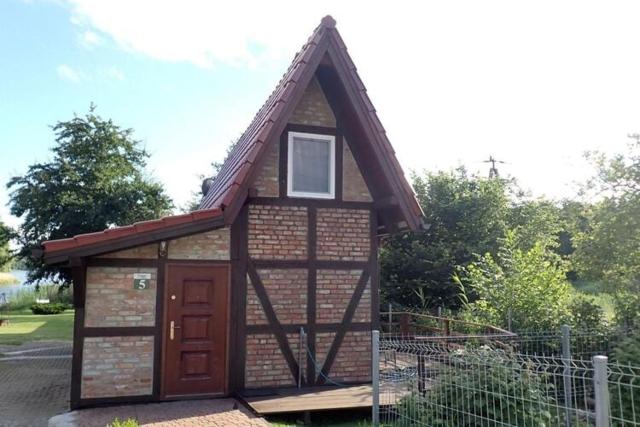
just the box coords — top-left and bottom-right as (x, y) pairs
(200, 16), (423, 231)
(40, 16), (424, 264)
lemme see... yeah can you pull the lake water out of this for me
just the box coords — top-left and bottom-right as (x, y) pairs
(0, 270), (37, 300)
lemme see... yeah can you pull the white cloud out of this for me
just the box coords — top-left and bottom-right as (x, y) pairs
(59, 0), (640, 201)
(56, 64), (84, 82)
(106, 66), (125, 81)
(78, 30), (102, 49)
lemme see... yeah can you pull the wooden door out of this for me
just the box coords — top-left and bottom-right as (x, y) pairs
(162, 264), (228, 397)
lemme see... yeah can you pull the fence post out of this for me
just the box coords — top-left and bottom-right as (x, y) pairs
(561, 324), (573, 427)
(507, 308), (512, 332)
(372, 330), (380, 427)
(388, 303), (392, 333)
(298, 327), (306, 388)
(593, 355), (610, 427)
(400, 313), (410, 336)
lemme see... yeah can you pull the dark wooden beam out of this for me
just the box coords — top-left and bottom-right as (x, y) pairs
(229, 205), (249, 392)
(247, 260), (300, 383)
(316, 262), (371, 385)
(70, 260), (87, 410)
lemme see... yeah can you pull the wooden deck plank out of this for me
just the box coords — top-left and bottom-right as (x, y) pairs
(243, 384), (405, 414)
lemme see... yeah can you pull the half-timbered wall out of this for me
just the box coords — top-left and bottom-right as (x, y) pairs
(73, 228), (230, 405)
(238, 74), (377, 390)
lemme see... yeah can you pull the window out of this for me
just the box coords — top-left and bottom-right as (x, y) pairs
(287, 131), (335, 199)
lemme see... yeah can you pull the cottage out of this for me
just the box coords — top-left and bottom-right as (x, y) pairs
(41, 16), (423, 410)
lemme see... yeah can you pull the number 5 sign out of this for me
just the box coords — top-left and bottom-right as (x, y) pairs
(133, 273), (152, 290)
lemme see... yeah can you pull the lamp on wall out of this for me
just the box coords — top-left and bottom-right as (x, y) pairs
(159, 241), (168, 258)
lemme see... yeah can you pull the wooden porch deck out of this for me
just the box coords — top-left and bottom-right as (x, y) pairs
(242, 384), (406, 415)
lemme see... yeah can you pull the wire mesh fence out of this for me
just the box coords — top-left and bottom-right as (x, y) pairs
(373, 327), (639, 427)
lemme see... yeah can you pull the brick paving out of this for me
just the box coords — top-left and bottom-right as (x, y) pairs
(0, 341), (72, 427)
(49, 399), (271, 427)
(0, 342), (271, 427)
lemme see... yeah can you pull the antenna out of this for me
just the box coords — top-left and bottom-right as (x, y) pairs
(482, 155), (507, 178)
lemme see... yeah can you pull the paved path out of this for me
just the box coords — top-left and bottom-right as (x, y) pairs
(49, 399), (271, 427)
(0, 341), (72, 427)
(0, 342), (270, 427)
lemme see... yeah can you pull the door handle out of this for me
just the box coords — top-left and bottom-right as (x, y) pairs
(170, 320), (181, 340)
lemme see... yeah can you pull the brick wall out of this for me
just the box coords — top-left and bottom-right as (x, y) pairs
(316, 270), (370, 323)
(248, 205), (308, 260)
(168, 228), (230, 260)
(253, 141), (279, 197)
(84, 267), (156, 327)
(247, 269), (307, 325)
(245, 333), (299, 388)
(81, 336), (154, 398)
(316, 331), (371, 383)
(96, 244), (158, 259)
(289, 77), (336, 127)
(317, 208), (370, 261)
(343, 140), (372, 202)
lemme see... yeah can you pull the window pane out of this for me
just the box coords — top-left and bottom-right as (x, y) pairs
(292, 136), (330, 193)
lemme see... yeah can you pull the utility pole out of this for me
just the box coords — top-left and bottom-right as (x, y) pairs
(483, 155), (506, 178)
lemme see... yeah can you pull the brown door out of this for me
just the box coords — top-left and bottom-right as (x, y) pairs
(162, 264), (228, 397)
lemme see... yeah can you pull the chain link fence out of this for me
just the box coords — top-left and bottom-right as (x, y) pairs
(372, 327), (639, 426)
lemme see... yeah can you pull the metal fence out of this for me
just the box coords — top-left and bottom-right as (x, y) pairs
(372, 328), (640, 426)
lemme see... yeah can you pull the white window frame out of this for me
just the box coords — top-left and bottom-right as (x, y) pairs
(287, 131), (336, 199)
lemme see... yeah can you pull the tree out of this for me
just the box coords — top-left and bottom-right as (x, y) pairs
(0, 221), (14, 272)
(457, 230), (572, 332)
(380, 167), (510, 309)
(7, 106), (173, 283)
(572, 138), (640, 296)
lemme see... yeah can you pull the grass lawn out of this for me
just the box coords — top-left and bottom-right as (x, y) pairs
(0, 309), (74, 345)
(268, 409), (370, 426)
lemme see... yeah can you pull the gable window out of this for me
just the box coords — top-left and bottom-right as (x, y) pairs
(287, 131), (335, 199)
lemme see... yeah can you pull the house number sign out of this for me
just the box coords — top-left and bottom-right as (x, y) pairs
(133, 273), (152, 290)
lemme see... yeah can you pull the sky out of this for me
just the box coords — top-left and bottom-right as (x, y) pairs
(2, 0), (640, 230)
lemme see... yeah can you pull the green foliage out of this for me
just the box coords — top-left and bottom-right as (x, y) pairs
(107, 418), (139, 427)
(399, 347), (553, 426)
(30, 302), (66, 315)
(612, 291), (640, 329)
(381, 167), (510, 309)
(0, 221), (14, 272)
(610, 332), (640, 425)
(508, 199), (564, 251)
(572, 138), (640, 293)
(567, 294), (608, 332)
(7, 105), (173, 283)
(458, 230), (572, 332)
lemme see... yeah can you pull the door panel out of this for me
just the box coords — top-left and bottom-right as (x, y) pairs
(163, 264), (228, 397)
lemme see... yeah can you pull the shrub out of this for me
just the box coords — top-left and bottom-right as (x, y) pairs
(613, 291), (640, 329)
(610, 332), (640, 425)
(568, 295), (608, 332)
(398, 347), (554, 426)
(457, 230), (572, 332)
(107, 418), (139, 427)
(30, 302), (66, 315)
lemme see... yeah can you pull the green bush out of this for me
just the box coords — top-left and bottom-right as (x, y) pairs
(107, 418), (139, 427)
(398, 347), (554, 426)
(457, 230), (572, 332)
(613, 291), (640, 329)
(30, 302), (66, 315)
(568, 295), (608, 332)
(610, 332), (640, 426)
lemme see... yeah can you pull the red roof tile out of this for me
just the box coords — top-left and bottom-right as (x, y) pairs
(42, 208), (223, 255)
